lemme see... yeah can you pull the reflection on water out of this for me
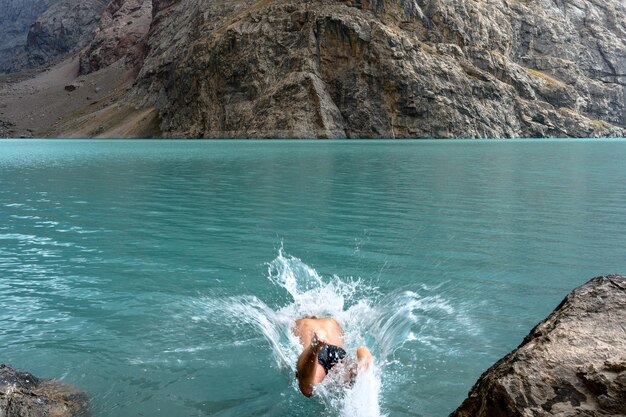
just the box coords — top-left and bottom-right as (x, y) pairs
(1, 140), (625, 417)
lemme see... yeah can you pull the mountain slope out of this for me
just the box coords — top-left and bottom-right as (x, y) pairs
(79, 0), (152, 75)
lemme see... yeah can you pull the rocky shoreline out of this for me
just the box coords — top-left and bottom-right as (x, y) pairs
(450, 274), (626, 417)
(0, 364), (89, 417)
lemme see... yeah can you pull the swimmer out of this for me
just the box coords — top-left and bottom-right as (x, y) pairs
(293, 316), (374, 397)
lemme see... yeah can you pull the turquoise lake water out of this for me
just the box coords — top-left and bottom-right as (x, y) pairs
(1, 139), (626, 417)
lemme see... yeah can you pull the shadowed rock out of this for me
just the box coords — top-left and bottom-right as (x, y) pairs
(0, 364), (90, 417)
(0, 119), (16, 138)
(1, 0), (108, 72)
(450, 275), (626, 417)
(0, 0), (60, 71)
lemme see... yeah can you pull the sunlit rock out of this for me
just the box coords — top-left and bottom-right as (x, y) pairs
(450, 275), (626, 417)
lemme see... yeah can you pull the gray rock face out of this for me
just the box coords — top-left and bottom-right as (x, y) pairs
(25, 0), (109, 66)
(0, 119), (16, 138)
(133, 0), (626, 138)
(0, 364), (89, 417)
(3, 0), (625, 137)
(79, 0), (153, 75)
(0, 0), (60, 71)
(2, 0), (108, 72)
(450, 275), (626, 417)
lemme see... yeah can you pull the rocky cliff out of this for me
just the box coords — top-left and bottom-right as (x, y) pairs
(23, 0), (109, 69)
(79, 0), (153, 75)
(131, 0), (626, 138)
(1, 0), (109, 72)
(2, 0), (626, 138)
(450, 274), (626, 417)
(0, 0), (60, 71)
(0, 364), (89, 417)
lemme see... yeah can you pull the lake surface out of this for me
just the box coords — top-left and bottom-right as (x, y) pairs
(1, 139), (625, 417)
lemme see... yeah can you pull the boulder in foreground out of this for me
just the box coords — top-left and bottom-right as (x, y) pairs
(450, 274), (626, 417)
(0, 364), (89, 417)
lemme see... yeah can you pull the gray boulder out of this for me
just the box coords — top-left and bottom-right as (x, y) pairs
(450, 275), (626, 417)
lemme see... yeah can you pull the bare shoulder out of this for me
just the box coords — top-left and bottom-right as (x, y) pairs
(293, 318), (315, 335)
(294, 317), (313, 327)
(320, 317), (341, 326)
(294, 317), (342, 331)
(295, 316), (335, 325)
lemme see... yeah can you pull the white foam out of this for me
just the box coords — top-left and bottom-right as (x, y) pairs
(341, 363), (384, 417)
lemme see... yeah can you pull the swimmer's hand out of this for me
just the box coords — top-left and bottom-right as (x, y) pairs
(310, 332), (326, 352)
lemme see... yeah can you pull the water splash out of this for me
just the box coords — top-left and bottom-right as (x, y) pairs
(192, 248), (476, 417)
(340, 364), (383, 417)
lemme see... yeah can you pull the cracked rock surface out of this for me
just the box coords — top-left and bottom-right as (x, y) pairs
(450, 275), (626, 417)
(79, 0), (153, 75)
(133, 0), (626, 138)
(0, 364), (89, 417)
(1, 0), (108, 72)
(0, 0), (60, 71)
(2, 0), (625, 138)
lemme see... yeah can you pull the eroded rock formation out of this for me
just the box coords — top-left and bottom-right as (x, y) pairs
(0, 364), (89, 417)
(450, 274), (626, 417)
(2, 0), (625, 138)
(1, 0), (108, 72)
(79, 0), (153, 75)
(0, 0), (60, 71)
(23, 0), (109, 67)
(133, 0), (626, 138)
